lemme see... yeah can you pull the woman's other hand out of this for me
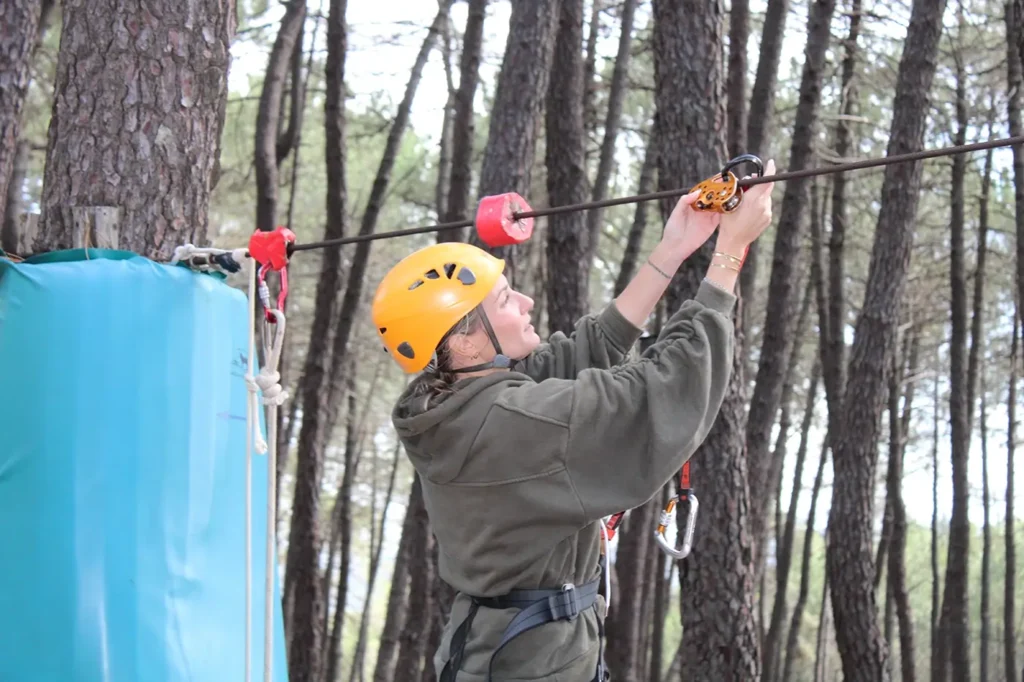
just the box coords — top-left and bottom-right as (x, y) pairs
(716, 158), (776, 256)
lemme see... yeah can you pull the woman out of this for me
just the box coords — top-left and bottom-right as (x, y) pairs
(371, 162), (775, 681)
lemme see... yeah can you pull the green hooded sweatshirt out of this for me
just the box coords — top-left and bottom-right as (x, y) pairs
(391, 279), (737, 681)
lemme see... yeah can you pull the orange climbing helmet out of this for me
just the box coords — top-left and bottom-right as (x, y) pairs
(372, 242), (506, 373)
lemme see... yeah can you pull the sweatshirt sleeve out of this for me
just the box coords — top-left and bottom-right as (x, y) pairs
(516, 302), (644, 381)
(481, 280), (737, 524)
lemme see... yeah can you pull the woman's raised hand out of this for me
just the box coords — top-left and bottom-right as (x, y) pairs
(716, 158), (776, 255)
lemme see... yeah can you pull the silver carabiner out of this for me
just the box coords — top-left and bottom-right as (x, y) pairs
(653, 493), (699, 560)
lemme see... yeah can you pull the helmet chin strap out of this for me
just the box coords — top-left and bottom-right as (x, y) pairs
(451, 310), (512, 373)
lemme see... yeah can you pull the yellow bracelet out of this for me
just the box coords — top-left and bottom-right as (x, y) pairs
(713, 251), (744, 264)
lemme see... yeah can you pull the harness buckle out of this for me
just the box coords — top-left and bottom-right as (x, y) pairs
(552, 583), (580, 621)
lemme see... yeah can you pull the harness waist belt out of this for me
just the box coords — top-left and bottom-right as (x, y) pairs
(439, 577), (604, 682)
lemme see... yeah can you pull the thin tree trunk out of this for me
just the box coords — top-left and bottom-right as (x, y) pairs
(974, 130), (994, 682)
(930, 373), (942, 682)
(0, 0), (44, 235)
(469, 0), (560, 284)
(583, 0), (603, 142)
(1006, 304), (1020, 682)
(2, 141), (29, 254)
(936, 14), (973, 677)
(324, 377), (360, 682)
(434, 11), (455, 237)
(440, 0), (486, 242)
(738, 0), (791, 323)
(372, 477), (416, 682)
(393, 475), (432, 681)
(255, 0), (306, 232)
(613, 141), (657, 297)
(283, 2), (349, 678)
(746, 0), (836, 571)
(349, 444), (402, 682)
(1010, 1), (1024, 367)
(782, 439), (830, 681)
(544, 0), (590, 335)
(648, 486), (671, 682)
(813, 541), (831, 682)
(766, 361), (820, 682)
(583, 0), (637, 272)
(605, 499), (658, 680)
(889, 329), (919, 682)
(826, 0), (947, 677)
(34, 0), (235, 259)
(726, 0), (749, 157)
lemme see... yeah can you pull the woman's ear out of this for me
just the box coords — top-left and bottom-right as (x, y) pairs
(446, 332), (480, 362)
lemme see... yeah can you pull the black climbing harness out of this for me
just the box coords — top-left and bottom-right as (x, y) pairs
(438, 576), (608, 682)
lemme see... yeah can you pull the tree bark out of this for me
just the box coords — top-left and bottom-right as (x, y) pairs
(440, 0), (486, 242)
(936, 24), (972, 679)
(282, 2), (349, 679)
(544, 0), (591, 335)
(1006, 304), (1020, 682)
(255, 0), (306, 232)
(930, 374), (942, 682)
(888, 329), (918, 682)
(583, 0), (637, 272)
(0, 0), (44, 236)
(2, 141), (29, 254)
(613, 140), (657, 297)
(726, 0), (748, 157)
(1010, 0), (1024, 372)
(34, 0), (235, 259)
(975, 136), (994, 682)
(745, 0), (836, 572)
(764, 360), (820, 682)
(825, 0), (947, 678)
(372, 479), (415, 682)
(469, 0), (560, 285)
(781, 439), (829, 682)
(393, 475), (432, 681)
(738, 0), (790, 321)
(605, 499), (658, 681)
(652, 2), (759, 678)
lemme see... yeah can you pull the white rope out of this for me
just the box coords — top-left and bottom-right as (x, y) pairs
(171, 243), (248, 274)
(244, 258), (256, 682)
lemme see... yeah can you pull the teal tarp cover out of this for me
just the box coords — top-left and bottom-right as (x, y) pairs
(0, 250), (289, 682)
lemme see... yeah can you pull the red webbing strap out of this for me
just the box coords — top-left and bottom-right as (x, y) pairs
(679, 461), (691, 495)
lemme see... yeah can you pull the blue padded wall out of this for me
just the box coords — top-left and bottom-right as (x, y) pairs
(0, 250), (289, 682)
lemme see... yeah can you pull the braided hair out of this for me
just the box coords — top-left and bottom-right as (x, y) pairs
(411, 306), (485, 402)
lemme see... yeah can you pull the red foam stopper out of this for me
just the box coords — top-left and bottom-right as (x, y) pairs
(474, 193), (535, 247)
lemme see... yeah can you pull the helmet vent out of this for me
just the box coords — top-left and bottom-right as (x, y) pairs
(397, 342), (416, 359)
(425, 268), (440, 279)
(378, 327), (387, 334)
(408, 279), (424, 290)
(444, 263), (457, 279)
(457, 267), (476, 285)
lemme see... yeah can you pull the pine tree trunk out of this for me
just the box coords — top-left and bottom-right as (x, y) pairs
(2, 141), (29, 253)
(440, 0), (486, 241)
(0, 0), (45, 240)
(822, 0), (861, 426)
(582, 0), (602, 143)
(583, 0), (637, 272)
(782, 439), (829, 682)
(738, 0), (790, 321)
(825, 0), (947, 678)
(974, 136), (994, 682)
(1006, 304), (1020, 682)
(372, 479), (416, 682)
(469, 0), (560, 285)
(254, 0), (306, 232)
(34, 0), (235, 259)
(746, 0), (836, 571)
(284, 2), (349, 678)
(726, 0), (748, 157)
(930, 375), (942, 682)
(605, 499), (658, 680)
(937, 24), (972, 678)
(394, 475), (432, 681)
(888, 330), (918, 682)
(652, 3), (759, 677)
(765, 361), (820, 682)
(544, 0), (590, 335)
(613, 141), (657, 297)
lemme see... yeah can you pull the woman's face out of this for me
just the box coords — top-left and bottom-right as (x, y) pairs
(456, 275), (540, 364)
